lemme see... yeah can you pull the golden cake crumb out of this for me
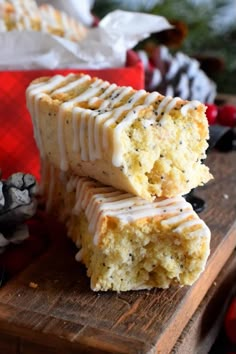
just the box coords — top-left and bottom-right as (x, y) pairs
(29, 282), (38, 289)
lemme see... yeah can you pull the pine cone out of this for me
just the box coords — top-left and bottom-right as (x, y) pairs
(0, 173), (38, 253)
(137, 45), (217, 103)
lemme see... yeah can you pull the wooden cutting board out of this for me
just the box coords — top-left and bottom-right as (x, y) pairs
(0, 151), (236, 354)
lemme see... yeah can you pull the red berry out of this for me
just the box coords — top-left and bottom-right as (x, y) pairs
(218, 105), (236, 127)
(205, 104), (218, 125)
(224, 297), (236, 344)
(148, 58), (155, 70)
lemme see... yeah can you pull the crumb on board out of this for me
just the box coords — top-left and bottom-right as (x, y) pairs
(29, 282), (38, 289)
(223, 194), (229, 199)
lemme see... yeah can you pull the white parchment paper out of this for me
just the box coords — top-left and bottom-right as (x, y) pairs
(0, 10), (172, 70)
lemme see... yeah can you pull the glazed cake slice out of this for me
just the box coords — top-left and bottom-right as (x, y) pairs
(39, 4), (87, 42)
(0, 0), (41, 31)
(26, 73), (212, 201)
(41, 159), (211, 292)
(0, 0), (87, 42)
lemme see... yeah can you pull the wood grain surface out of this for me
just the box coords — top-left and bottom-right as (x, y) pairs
(0, 151), (236, 354)
(172, 250), (236, 354)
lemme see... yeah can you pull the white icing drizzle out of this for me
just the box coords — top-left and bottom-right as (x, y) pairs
(156, 96), (173, 116)
(85, 191), (127, 222)
(75, 248), (83, 262)
(74, 179), (97, 213)
(189, 225), (211, 239)
(111, 86), (133, 104)
(128, 90), (147, 104)
(100, 83), (117, 99)
(75, 177), (90, 200)
(99, 100), (110, 110)
(73, 106), (105, 160)
(61, 78), (112, 164)
(94, 111), (111, 159)
(152, 196), (184, 207)
(88, 97), (100, 106)
(72, 107), (81, 153)
(164, 97), (180, 114)
(86, 191), (124, 221)
(181, 100), (201, 115)
(58, 102), (72, 171)
(80, 110), (89, 161)
(144, 91), (160, 105)
(102, 90), (146, 150)
(40, 5), (53, 31)
(27, 75), (66, 158)
(66, 175), (78, 193)
(174, 219), (206, 234)
(69, 79), (109, 104)
(53, 74), (90, 94)
(88, 111), (97, 161)
(71, 177), (209, 245)
(161, 210), (193, 226)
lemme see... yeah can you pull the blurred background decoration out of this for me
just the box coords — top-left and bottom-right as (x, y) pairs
(93, 0), (236, 95)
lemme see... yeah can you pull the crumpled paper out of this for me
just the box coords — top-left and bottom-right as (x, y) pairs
(0, 10), (172, 70)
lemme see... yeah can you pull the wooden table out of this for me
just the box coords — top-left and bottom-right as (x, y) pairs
(0, 151), (236, 354)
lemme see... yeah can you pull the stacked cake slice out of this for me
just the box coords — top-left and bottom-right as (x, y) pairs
(0, 0), (41, 31)
(26, 73), (212, 291)
(0, 0), (87, 42)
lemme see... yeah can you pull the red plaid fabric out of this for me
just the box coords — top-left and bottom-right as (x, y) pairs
(0, 51), (144, 179)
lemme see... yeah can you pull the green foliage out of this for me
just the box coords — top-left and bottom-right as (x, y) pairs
(93, 0), (236, 93)
(151, 0), (236, 94)
(93, 0), (121, 19)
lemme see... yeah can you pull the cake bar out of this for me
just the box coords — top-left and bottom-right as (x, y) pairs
(0, 0), (87, 42)
(27, 73), (212, 200)
(41, 159), (211, 291)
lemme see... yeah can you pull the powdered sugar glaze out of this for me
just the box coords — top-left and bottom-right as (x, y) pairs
(62, 175), (210, 245)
